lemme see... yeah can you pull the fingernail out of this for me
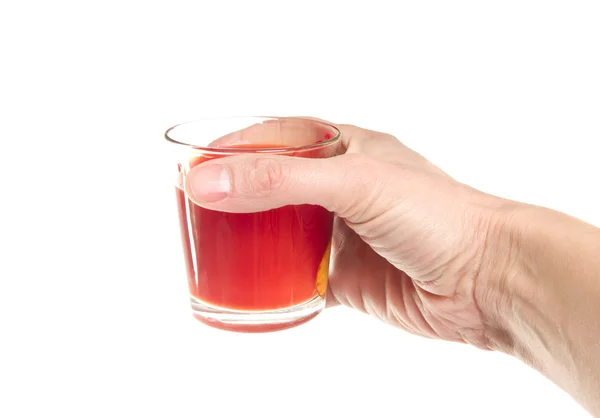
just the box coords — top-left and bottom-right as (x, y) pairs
(188, 164), (230, 202)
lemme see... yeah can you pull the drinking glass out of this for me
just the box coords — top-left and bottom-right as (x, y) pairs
(165, 117), (341, 332)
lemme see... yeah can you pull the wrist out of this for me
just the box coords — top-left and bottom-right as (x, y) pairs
(471, 196), (526, 354)
(474, 199), (600, 415)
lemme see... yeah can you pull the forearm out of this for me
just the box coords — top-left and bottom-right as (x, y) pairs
(480, 203), (600, 416)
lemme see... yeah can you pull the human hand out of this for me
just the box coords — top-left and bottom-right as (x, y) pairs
(182, 119), (600, 416)
(184, 120), (505, 349)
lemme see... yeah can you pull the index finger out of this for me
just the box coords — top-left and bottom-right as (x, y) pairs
(290, 116), (398, 152)
(208, 117), (337, 149)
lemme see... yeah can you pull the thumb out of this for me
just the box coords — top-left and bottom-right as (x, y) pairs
(184, 153), (389, 219)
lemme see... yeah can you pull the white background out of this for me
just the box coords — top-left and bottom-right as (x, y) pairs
(1, 1), (599, 417)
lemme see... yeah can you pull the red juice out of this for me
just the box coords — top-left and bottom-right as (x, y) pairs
(175, 145), (333, 312)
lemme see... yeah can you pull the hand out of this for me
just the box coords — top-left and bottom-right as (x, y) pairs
(184, 121), (600, 415)
(184, 121), (504, 349)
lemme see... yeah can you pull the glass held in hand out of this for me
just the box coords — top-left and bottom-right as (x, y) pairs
(164, 117), (341, 332)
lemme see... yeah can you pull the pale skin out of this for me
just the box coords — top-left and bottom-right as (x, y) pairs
(184, 122), (600, 416)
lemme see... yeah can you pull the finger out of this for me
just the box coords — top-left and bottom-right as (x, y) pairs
(325, 283), (340, 308)
(208, 117), (337, 148)
(184, 152), (393, 221)
(291, 119), (384, 151)
(208, 117), (389, 156)
(205, 117), (403, 164)
(324, 216), (351, 309)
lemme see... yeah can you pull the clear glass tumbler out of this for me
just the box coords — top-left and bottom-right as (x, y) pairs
(165, 117), (341, 332)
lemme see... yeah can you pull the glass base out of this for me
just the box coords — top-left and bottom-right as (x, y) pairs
(190, 294), (326, 333)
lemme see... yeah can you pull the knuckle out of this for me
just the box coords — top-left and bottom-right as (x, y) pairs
(244, 158), (288, 197)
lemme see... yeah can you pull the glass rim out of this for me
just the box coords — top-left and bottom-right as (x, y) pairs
(164, 116), (341, 153)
